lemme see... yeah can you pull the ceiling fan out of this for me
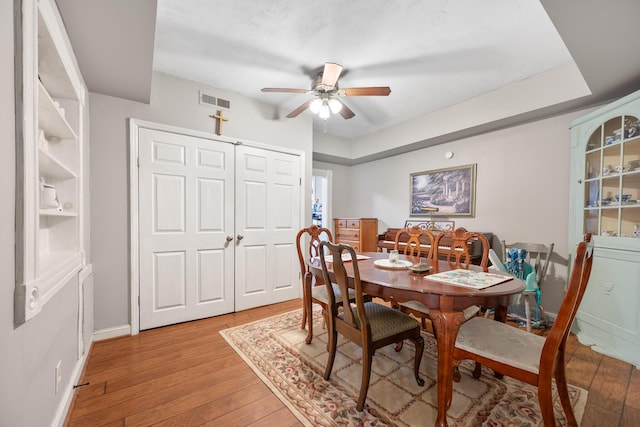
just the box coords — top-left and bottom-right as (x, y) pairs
(261, 62), (391, 120)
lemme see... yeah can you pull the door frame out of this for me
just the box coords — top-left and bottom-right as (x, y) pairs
(129, 119), (306, 335)
(312, 168), (333, 230)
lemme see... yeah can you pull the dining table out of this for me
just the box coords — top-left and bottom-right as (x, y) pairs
(307, 251), (525, 427)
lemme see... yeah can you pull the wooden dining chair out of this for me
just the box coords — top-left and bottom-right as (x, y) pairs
(434, 227), (490, 273)
(319, 241), (425, 411)
(393, 225), (435, 258)
(398, 227), (488, 340)
(392, 227), (436, 333)
(453, 234), (594, 427)
(295, 224), (356, 344)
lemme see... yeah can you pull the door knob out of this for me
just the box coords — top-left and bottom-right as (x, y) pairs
(226, 235), (233, 242)
(237, 234), (244, 240)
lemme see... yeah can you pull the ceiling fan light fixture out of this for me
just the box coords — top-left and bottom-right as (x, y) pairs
(309, 98), (322, 114)
(319, 102), (331, 119)
(328, 98), (342, 114)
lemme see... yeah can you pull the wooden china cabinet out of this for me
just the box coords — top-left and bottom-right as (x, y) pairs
(569, 89), (640, 368)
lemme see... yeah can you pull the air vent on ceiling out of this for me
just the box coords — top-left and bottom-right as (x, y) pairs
(199, 91), (231, 109)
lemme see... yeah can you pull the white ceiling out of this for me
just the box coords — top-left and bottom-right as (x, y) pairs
(56, 0), (640, 156)
(152, 0), (575, 139)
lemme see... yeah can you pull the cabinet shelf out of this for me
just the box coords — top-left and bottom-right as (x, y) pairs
(39, 148), (76, 179)
(37, 8), (80, 100)
(38, 81), (76, 140)
(39, 209), (77, 217)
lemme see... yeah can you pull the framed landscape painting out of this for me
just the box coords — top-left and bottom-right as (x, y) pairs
(410, 164), (476, 217)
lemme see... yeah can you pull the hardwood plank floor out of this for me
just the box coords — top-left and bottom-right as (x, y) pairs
(65, 299), (638, 426)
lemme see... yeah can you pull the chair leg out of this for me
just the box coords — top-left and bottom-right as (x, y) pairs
(538, 372), (558, 427)
(305, 302), (314, 344)
(453, 359), (462, 382)
(357, 346), (374, 411)
(323, 327), (338, 381)
(412, 335), (425, 386)
(393, 303), (407, 352)
(524, 294), (532, 333)
(472, 361), (482, 379)
(555, 350), (578, 426)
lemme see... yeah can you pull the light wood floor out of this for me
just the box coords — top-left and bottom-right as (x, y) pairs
(65, 299), (639, 426)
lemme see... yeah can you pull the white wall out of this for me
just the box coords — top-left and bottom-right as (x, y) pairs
(315, 108), (596, 313)
(90, 72), (313, 332)
(1, 2), (86, 425)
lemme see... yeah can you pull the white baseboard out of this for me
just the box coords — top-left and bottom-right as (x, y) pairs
(93, 324), (131, 341)
(52, 351), (89, 427)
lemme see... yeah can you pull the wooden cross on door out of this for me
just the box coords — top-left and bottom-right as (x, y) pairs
(210, 110), (229, 135)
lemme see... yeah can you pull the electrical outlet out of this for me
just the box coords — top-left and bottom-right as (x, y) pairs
(55, 361), (62, 394)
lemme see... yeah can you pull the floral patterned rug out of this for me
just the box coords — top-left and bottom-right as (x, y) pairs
(220, 308), (587, 426)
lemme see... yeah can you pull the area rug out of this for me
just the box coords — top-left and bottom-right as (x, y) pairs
(220, 308), (587, 426)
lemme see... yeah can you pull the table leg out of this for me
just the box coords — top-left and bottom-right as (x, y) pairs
(430, 309), (466, 427)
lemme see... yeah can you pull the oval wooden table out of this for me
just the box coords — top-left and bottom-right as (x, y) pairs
(307, 252), (525, 427)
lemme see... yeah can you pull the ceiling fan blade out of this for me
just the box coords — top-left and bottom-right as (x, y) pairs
(341, 87), (391, 96)
(321, 62), (343, 88)
(286, 100), (313, 118)
(261, 87), (309, 94)
(337, 101), (355, 120)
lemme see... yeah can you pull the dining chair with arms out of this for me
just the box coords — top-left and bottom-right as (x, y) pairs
(319, 241), (425, 411)
(453, 234), (593, 427)
(295, 224), (357, 344)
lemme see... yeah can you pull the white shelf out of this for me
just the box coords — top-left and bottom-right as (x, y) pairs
(39, 209), (77, 217)
(38, 81), (76, 140)
(38, 148), (76, 179)
(37, 8), (78, 99)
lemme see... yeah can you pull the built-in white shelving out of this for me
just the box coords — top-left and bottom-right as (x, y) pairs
(569, 89), (640, 368)
(15, 0), (86, 323)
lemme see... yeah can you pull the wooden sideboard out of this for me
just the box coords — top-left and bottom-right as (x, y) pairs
(334, 218), (379, 253)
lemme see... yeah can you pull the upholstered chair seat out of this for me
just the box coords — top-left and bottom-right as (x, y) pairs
(340, 302), (421, 342)
(312, 284), (356, 306)
(456, 316), (545, 373)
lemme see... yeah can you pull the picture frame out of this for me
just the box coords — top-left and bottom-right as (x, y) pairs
(410, 164), (476, 217)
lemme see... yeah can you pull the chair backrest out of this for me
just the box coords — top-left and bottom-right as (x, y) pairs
(319, 241), (370, 339)
(488, 249), (507, 272)
(295, 225), (333, 276)
(503, 241), (554, 288)
(434, 227), (490, 272)
(540, 234), (593, 371)
(393, 226), (435, 258)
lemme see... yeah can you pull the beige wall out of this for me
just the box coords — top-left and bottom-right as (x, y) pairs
(315, 107), (596, 313)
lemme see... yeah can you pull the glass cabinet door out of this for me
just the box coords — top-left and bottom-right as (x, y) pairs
(582, 115), (640, 238)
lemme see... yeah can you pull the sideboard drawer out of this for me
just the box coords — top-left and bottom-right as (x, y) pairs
(336, 229), (360, 241)
(346, 219), (361, 229)
(341, 241), (360, 252)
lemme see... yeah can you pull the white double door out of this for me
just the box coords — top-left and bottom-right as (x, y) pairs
(138, 128), (301, 330)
